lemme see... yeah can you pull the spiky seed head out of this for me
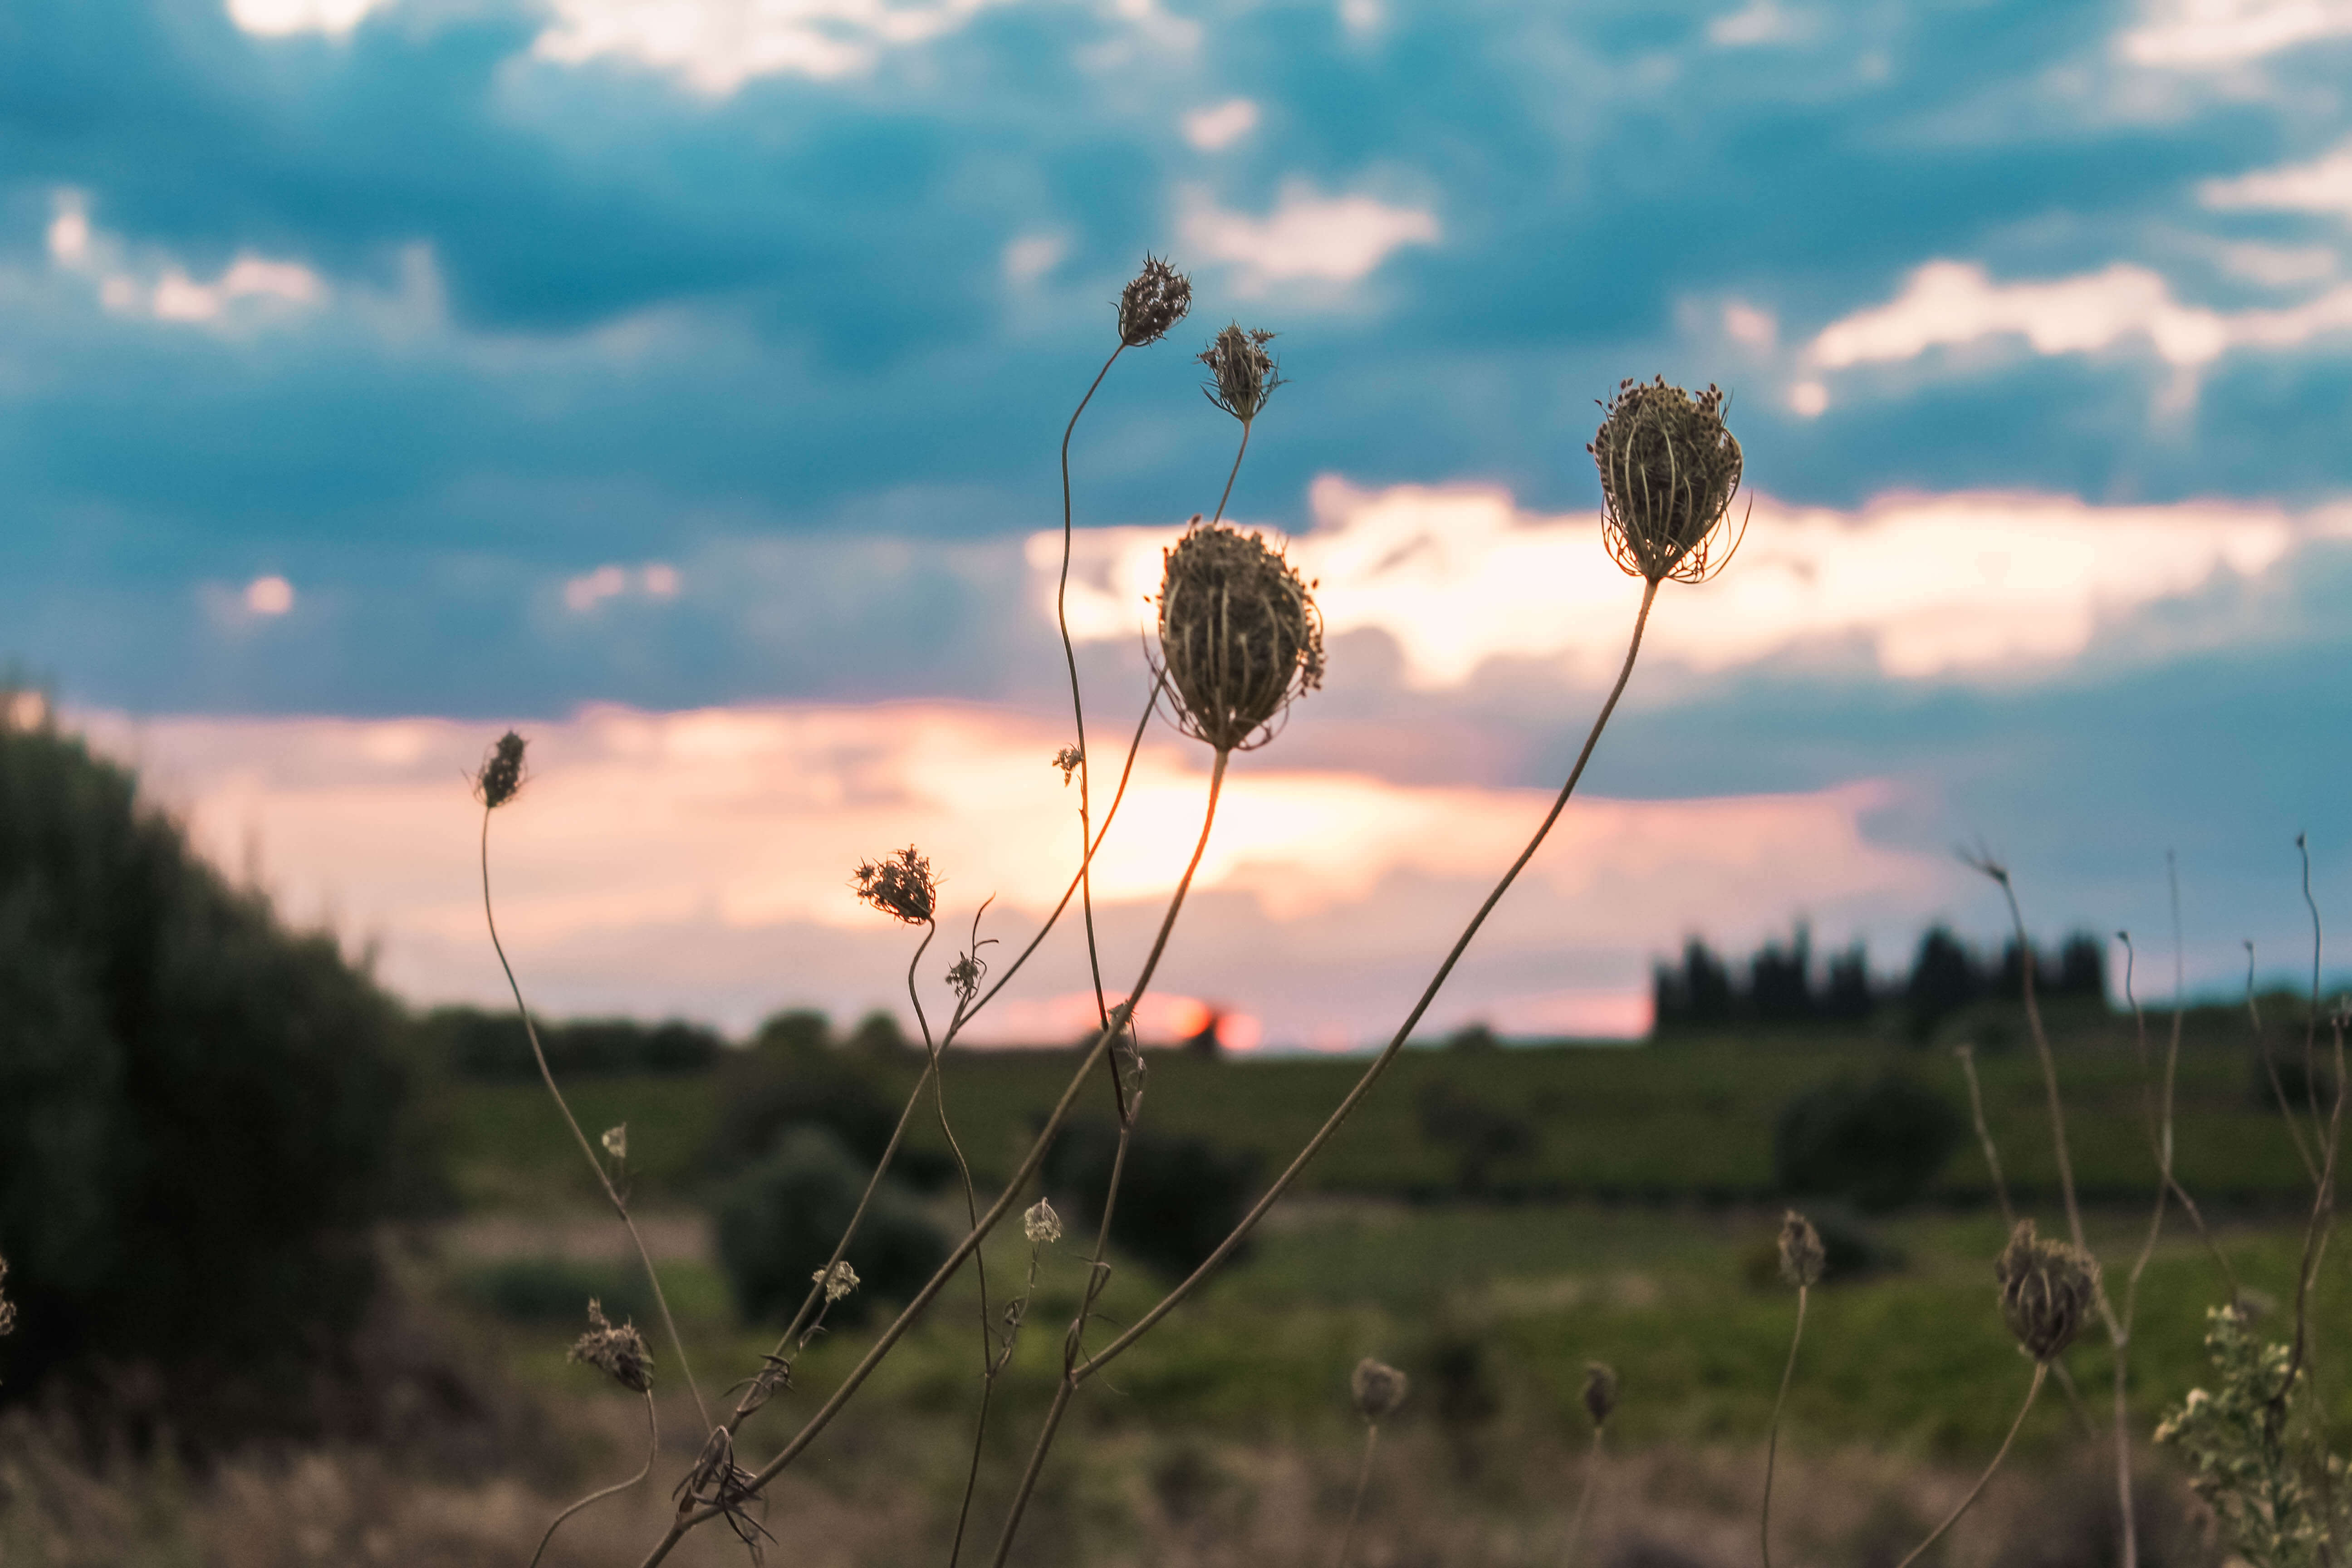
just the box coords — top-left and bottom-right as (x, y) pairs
(1582, 1362), (1618, 1428)
(1588, 377), (1744, 584)
(852, 845), (937, 925)
(1053, 745), (1083, 785)
(1199, 323), (1282, 423)
(813, 1260), (860, 1303)
(946, 952), (983, 1004)
(1778, 1210), (1825, 1289)
(1156, 518), (1325, 753)
(1994, 1219), (2102, 1362)
(474, 730), (528, 808)
(1118, 255), (1193, 348)
(569, 1299), (653, 1392)
(1351, 1357), (1409, 1423)
(1024, 1197), (1063, 1245)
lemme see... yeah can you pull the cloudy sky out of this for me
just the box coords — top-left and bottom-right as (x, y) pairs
(9, 0), (2352, 1044)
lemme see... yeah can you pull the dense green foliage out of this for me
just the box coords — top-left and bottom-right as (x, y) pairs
(712, 1127), (946, 1324)
(1772, 1072), (1962, 1211)
(1042, 1120), (1259, 1280)
(418, 1006), (722, 1079)
(0, 714), (426, 1423)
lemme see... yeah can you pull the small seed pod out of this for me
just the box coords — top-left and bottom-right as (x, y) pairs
(1994, 1219), (2102, 1363)
(568, 1299), (653, 1392)
(1582, 1362), (1618, 1428)
(1156, 519), (1325, 753)
(1351, 1357), (1409, 1424)
(1199, 323), (1282, 423)
(813, 1260), (861, 1303)
(1588, 377), (1744, 584)
(852, 845), (937, 925)
(474, 730), (528, 808)
(1024, 1197), (1063, 1245)
(1118, 255), (1193, 348)
(1778, 1210), (1825, 1289)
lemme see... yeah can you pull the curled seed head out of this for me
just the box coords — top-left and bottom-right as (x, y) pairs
(1199, 323), (1282, 423)
(1994, 1219), (2102, 1362)
(813, 1260), (860, 1303)
(1351, 1357), (1409, 1423)
(947, 952), (984, 1004)
(1778, 1210), (1825, 1289)
(852, 846), (937, 925)
(1118, 255), (1193, 348)
(1582, 1362), (1618, 1428)
(1588, 377), (1745, 584)
(1053, 745), (1083, 786)
(568, 1299), (653, 1392)
(474, 731), (528, 809)
(1024, 1197), (1063, 1245)
(1155, 518), (1325, 753)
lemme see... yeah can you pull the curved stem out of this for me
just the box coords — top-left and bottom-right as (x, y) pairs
(1077, 579), (1661, 1382)
(1954, 1046), (2014, 1229)
(1059, 345), (1125, 1094)
(1333, 1423), (1382, 1568)
(1210, 421), (1251, 525)
(532, 1389), (659, 1568)
(481, 811), (708, 1431)
(1562, 1427), (1604, 1568)
(634, 752), (1235, 1567)
(1892, 1362), (2047, 1568)
(1760, 1284), (1807, 1568)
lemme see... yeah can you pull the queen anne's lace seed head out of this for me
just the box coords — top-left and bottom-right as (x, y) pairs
(1118, 256), (1193, 348)
(1199, 323), (1282, 423)
(813, 1260), (860, 1303)
(474, 731), (528, 808)
(1024, 1197), (1063, 1245)
(1589, 377), (1744, 584)
(569, 1299), (653, 1392)
(1994, 1219), (2102, 1362)
(1351, 1357), (1409, 1423)
(852, 846), (937, 925)
(1156, 519), (1324, 753)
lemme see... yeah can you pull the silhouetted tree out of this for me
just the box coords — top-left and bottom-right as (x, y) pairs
(1749, 923), (1815, 1024)
(1823, 941), (1875, 1021)
(1905, 925), (1983, 1039)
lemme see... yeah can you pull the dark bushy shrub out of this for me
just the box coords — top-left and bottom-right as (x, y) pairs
(706, 1049), (950, 1190)
(712, 1128), (946, 1325)
(0, 714), (428, 1426)
(457, 1258), (654, 1325)
(1042, 1121), (1258, 1281)
(421, 1008), (721, 1079)
(1416, 1081), (1539, 1195)
(1773, 1073), (1960, 1212)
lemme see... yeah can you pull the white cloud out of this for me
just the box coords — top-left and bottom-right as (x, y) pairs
(1001, 233), (1067, 286)
(1709, 0), (1810, 45)
(1177, 181), (1439, 294)
(564, 562), (682, 612)
(2215, 241), (2339, 288)
(1805, 259), (2352, 382)
(1721, 299), (1777, 348)
(2203, 140), (2352, 219)
(1182, 99), (1260, 152)
(83, 703), (1934, 1044)
(45, 191), (326, 329)
(225, 0), (394, 36)
(2121, 0), (2352, 66)
(245, 576), (296, 617)
(1044, 481), (2315, 686)
(531, 0), (1002, 92)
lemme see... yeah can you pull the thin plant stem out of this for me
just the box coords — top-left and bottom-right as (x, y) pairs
(1970, 856), (2132, 1568)
(530, 1389), (659, 1568)
(2302, 835), (2328, 1142)
(1891, 1362), (2048, 1568)
(2249, 941), (2323, 1185)
(2120, 925), (2235, 1298)
(1078, 579), (1661, 1382)
(1333, 1423), (1382, 1568)
(1955, 1044), (2014, 1229)
(639, 750), (1234, 1566)
(481, 812), (709, 1432)
(1210, 421), (1251, 524)
(1057, 344), (1126, 1111)
(1561, 1428), (1604, 1568)
(1760, 1283), (1807, 1568)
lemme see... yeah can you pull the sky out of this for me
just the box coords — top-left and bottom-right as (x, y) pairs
(8, 0), (2352, 1045)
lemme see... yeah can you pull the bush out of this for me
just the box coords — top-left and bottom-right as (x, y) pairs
(706, 1049), (951, 1190)
(1416, 1080), (1539, 1195)
(0, 714), (429, 1426)
(712, 1128), (946, 1325)
(1772, 1073), (1960, 1212)
(420, 1007), (722, 1079)
(456, 1258), (653, 1325)
(1042, 1121), (1258, 1282)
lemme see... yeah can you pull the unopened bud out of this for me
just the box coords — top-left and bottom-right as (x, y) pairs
(1778, 1210), (1825, 1289)
(1351, 1357), (1409, 1423)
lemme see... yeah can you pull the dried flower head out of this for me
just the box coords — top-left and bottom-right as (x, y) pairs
(1351, 1357), (1409, 1423)
(1589, 377), (1745, 584)
(1024, 1197), (1063, 1245)
(852, 846), (937, 925)
(1199, 323), (1282, 423)
(1994, 1219), (2102, 1362)
(947, 952), (984, 1005)
(600, 1124), (627, 1163)
(1582, 1362), (1618, 1427)
(1053, 745), (1083, 785)
(473, 730), (528, 809)
(1778, 1210), (1825, 1289)
(568, 1299), (653, 1392)
(1156, 518), (1325, 752)
(814, 1260), (860, 1303)
(1118, 255), (1193, 348)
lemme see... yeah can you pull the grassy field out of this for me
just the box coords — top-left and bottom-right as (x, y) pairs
(443, 1010), (2325, 1211)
